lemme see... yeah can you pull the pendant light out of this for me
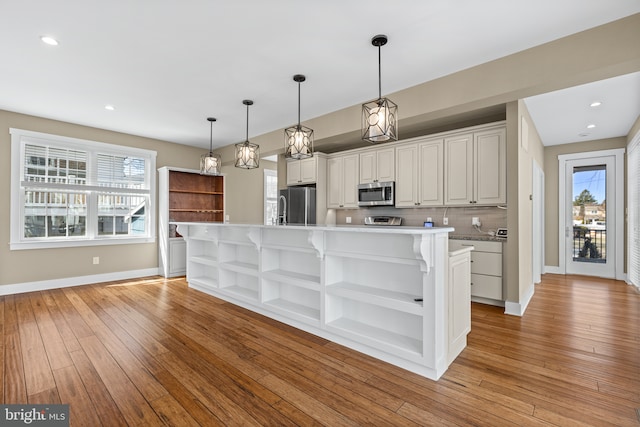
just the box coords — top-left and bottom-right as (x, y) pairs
(362, 34), (398, 143)
(235, 100), (259, 169)
(284, 74), (314, 159)
(200, 117), (222, 175)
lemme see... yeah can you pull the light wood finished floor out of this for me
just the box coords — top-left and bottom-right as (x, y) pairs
(2, 274), (638, 426)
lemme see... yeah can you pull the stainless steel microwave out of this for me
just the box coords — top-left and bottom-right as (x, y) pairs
(357, 181), (395, 207)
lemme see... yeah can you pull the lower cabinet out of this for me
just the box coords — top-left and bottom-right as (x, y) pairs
(176, 223), (465, 381)
(449, 239), (503, 305)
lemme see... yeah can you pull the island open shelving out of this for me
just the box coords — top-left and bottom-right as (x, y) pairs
(176, 222), (471, 380)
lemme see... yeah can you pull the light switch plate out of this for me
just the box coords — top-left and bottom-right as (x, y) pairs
(496, 228), (508, 238)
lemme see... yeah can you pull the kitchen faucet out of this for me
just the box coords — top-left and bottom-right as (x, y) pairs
(278, 195), (287, 225)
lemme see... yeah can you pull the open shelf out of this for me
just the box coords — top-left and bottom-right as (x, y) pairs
(264, 299), (321, 324)
(326, 281), (423, 315)
(221, 285), (259, 302)
(170, 189), (223, 195)
(326, 317), (422, 357)
(170, 209), (224, 213)
(263, 278), (321, 324)
(219, 261), (259, 276)
(190, 255), (217, 266)
(262, 269), (320, 290)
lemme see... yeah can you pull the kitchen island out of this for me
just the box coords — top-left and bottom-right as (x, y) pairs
(175, 222), (470, 380)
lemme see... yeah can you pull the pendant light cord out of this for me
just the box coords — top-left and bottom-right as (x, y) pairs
(209, 120), (213, 153)
(245, 103), (249, 143)
(297, 81), (301, 128)
(378, 44), (382, 100)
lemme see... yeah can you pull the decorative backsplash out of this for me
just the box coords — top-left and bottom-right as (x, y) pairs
(334, 206), (507, 236)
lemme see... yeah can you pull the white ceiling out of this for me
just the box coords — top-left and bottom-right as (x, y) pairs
(1, 1), (639, 150)
(524, 72), (640, 146)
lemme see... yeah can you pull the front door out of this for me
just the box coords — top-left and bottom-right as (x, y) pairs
(565, 156), (615, 278)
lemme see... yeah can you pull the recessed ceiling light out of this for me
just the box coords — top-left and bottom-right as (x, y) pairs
(40, 36), (59, 46)
(104, 105), (115, 111)
(590, 101), (602, 107)
(587, 124), (596, 129)
(578, 133), (590, 137)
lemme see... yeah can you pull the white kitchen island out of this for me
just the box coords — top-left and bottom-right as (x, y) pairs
(175, 222), (470, 380)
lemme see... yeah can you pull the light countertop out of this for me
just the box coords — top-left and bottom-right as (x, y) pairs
(173, 222), (454, 235)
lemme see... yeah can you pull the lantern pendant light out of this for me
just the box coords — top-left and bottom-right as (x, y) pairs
(284, 74), (314, 159)
(200, 117), (222, 175)
(235, 100), (259, 169)
(362, 34), (398, 143)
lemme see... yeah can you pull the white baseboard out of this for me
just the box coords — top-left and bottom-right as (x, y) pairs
(0, 268), (161, 296)
(544, 265), (562, 274)
(504, 283), (535, 317)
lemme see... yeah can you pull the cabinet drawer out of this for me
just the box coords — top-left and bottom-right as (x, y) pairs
(470, 274), (502, 300)
(471, 251), (502, 276)
(449, 239), (501, 253)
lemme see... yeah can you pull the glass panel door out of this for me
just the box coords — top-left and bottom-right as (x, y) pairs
(566, 157), (615, 278)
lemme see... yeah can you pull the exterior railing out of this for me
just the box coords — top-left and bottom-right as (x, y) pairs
(573, 226), (606, 262)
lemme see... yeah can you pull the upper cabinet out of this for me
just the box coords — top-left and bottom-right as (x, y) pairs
(287, 156), (319, 186)
(359, 147), (395, 184)
(327, 154), (359, 209)
(445, 126), (506, 206)
(395, 138), (444, 207)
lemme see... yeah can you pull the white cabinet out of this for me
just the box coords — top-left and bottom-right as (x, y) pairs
(444, 126), (506, 205)
(449, 239), (503, 304)
(474, 128), (507, 205)
(395, 139), (444, 207)
(287, 156), (318, 185)
(327, 154), (359, 209)
(168, 238), (187, 276)
(359, 147), (395, 184)
(448, 247), (472, 364)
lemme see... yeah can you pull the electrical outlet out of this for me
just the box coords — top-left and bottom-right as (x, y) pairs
(472, 217), (481, 226)
(443, 217), (448, 225)
(93, 256), (100, 265)
(346, 216), (352, 224)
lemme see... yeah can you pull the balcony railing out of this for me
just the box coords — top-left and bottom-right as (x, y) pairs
(573, 226), (606, 263)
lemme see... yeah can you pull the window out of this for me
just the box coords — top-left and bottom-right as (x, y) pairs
(264, 169), (278, 225)
(10, 128), (156, 250)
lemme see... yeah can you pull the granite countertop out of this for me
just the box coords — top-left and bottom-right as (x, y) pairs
(449, 234), (506, 242)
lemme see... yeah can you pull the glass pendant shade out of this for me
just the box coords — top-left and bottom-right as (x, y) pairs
(234, 141), (259, 169)
(235, 100), (259, 169)
(200, 152), (222, 175)
(362, 97), (397, 142)
(285, 74), (314, 159)
(362, 34), (398, 143)
(200, 117), (222, 175)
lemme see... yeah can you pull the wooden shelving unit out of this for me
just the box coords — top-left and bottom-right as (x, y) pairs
(167, 170), (224, 224)
(158, 167), (225, 278)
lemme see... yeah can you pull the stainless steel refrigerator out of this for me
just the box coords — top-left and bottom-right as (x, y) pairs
(278, 186), (316, 225)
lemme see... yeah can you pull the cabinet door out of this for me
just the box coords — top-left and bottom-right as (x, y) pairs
(286, 161), (302, 185)
(169, 238), (187, 276)
(342, 154), (360, 208)
(300, 157), (317, 184)
(327, 157), (343, 208)
(445, 133), (473, 205)
(418, 140), (444, 206)
(395, 144), (418, 207)
(376, 148), (395, 182)
(359, 152), (376, 184)
(474, 128), (506, 205)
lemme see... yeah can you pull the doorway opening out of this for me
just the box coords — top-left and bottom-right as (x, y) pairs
(558, 149), (624, 279)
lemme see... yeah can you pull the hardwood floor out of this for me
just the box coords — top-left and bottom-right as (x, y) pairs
(2, 274), (638, 426)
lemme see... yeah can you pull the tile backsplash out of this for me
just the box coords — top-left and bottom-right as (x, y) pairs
(333, 206), (507, 235)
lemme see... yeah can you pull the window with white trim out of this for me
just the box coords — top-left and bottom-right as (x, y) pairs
(10, 128), (157, 250)
(264, 169), (278, 225)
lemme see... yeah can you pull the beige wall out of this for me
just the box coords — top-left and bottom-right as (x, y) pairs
(221, 160), (277, 224)
(543, 137), (627, 268)
(0, 109), (206, 287)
